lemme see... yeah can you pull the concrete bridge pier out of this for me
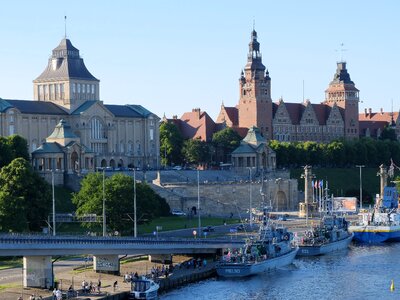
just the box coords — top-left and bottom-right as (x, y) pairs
(93, 255), (120, 275)
(23, 256), (52, 288)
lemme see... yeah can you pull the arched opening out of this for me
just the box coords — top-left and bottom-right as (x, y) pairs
(110, 159), (116, 168)
(71, 151), (79, 172)
(275, 191), (287, 211)
(101, 159), (107, 168)
(118, 159), (124, 168)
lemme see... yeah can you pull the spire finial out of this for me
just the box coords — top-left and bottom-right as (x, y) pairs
(64, 15), (67, 38)
(335, 42), (347, 62)
(253, 18), (255, 31)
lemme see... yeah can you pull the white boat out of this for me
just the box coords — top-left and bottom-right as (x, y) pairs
(129, 276), (159, 300)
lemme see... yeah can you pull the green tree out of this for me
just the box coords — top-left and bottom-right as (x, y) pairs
(0, 158), (51, 232)
(7, 135), (30, 161)
(212, 128), (242, 163)
(182, 138), (211, 165)
(72, 173), (170, 234)
(380, 126), (397, 141)
(159, 121), (184, 166)
(0, 137), (12, 168)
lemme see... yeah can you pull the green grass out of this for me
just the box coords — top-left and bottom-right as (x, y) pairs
(0, 257), (22, 270)
(290, 167), (400, 204)
(138, 216), (239, 234)
(55, 186), (75, 213)
(0, 283), (19, 291)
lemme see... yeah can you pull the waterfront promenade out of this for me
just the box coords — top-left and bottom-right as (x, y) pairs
(0, 214), (357, 300)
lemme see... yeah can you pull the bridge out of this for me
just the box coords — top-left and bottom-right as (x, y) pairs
(0, 234), (243, 289)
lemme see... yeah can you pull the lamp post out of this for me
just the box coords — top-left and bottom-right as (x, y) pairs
(197, 169), (201, 236)
(133, 168), (137, 237)
(356, 165), (365, 210)
(247, 167), (253, 227)
(102, 168), (106, 237)
(52, 170), (56, 236)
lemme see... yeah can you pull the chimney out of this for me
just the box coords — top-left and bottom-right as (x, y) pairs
(380, 108), (384, 115)
(172, 115), (177, 120)
(364, 108), (368, 117)
(369, 108), (372, 116)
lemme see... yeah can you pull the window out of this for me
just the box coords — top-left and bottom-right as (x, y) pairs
(87, 84), (90, 94)
(91, 84), (95, 94)
(50, 84), (54, 99)
(150, 128), (154, 140)
(77, 84), (81, 93)
(56, 84), (60, 98)
(72, 83), (76, 93)
(82, 84), (85, 93)
(90, 117), (104, 139)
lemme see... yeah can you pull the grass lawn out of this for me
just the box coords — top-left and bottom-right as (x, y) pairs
(138, 216), (239, 234)
(0, 257), (22, 270)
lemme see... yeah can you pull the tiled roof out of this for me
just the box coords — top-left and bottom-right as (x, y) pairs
(47, 119), (78, 139)
(34, 38), (99, 82)
(127, 105), (153, 118)
(312, 103), (331, 125)
(359, 120), (388, 138)
(105, 105), (143, 118)
(32, 142), (63, 154)
(224, 107), (239, 126)
(178, 109), (216, 142)
(0, 99), (68, 115)
(283, 103), (304, 125)
(231, 143), (256, 154)
(71, 101), (97, 115)
(243, 126), (266, 146)
(359, 111), (399, 122)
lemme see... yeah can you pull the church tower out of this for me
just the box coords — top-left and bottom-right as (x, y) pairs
(324, 62), (359, 139)
(33, 38), (100, 112)
(238, 30), (272, 138)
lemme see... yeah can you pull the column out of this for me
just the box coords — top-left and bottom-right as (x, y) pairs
(23, 256), (53, 288)
(93, 255), (120, 275)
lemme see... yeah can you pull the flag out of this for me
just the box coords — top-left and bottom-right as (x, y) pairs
(319, 180), (323, 188)
(314, 180), (318, 189)
(311, 180), (314, 188)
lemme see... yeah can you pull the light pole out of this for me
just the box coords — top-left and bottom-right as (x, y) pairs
(52, 170), (56, 236)
(356, 165), (365, 210)
(247, 167), (253, 227)
(197, 169), (201, 236)
(102, 168), (106, 237)
(133, 168), (137, 237)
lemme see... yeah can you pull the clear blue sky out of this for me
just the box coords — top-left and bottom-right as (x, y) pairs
(1, 1), (399, 120)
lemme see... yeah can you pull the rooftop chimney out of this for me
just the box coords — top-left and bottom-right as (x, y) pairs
(380, 108), (384, 115)
(364, 108), (368, 117)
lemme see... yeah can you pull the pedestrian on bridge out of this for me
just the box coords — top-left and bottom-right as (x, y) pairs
(97, 279), (101, 294)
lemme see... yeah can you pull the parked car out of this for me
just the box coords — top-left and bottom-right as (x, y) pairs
(202, 226), (215, 232)
(171, 209), (186, 216)
(172, 166), (182, 170)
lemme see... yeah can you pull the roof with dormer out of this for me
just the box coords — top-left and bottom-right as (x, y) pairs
(0, 99), (68, 115)
(34, 38), (99, 82)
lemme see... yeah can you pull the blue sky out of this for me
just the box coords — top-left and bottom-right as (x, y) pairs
(0, 1), (399, 119)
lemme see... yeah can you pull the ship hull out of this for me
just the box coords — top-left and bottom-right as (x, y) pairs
(297, 232), (354, 256)
(216, 247), (298, 278)
(349, 225), (400, 243)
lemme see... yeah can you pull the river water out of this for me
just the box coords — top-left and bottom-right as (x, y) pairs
(161, 243), (400, 300)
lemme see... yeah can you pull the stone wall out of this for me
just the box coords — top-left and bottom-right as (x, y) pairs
(151, 177), (298, 217)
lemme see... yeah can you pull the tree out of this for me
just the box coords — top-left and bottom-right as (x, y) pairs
(72, 173), (170, 235)
(0, 158), (51, 232)
(7, 135), (30, 161)
(182, 138), (211, 165)
(380, 126), (397, 141)
(0, 137), (12, 168)
(212, 128), (242, 163)
(159, 121), (184, 166)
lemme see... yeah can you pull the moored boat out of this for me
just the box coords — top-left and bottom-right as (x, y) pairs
(129, 276), (159, 300)
(216, 207), (298, 278)
(349, 183), (400, 243)
(297, 215), (353, 256)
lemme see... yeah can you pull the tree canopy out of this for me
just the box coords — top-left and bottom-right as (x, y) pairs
(212, 127), (242, 163)
(160, 121), (184, 167)
(72, 172), (170, 235)
(0, 135), (29, 169)
(0, 158), (51, 232)
(182, 138), (211, 165)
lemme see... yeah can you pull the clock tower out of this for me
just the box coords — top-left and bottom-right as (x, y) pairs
(238, 30), (272, 138)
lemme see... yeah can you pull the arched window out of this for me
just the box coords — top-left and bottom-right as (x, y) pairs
(90, 117), (105, 139)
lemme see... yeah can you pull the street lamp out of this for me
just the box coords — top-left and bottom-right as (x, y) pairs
(102, 168), (106, 237)
(247, 167), (253, 227)
(133, 168), (137, 237)
(197, 169), (201, 236)
(52, 170), (56, 236)
(356, 165), (365, 210)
